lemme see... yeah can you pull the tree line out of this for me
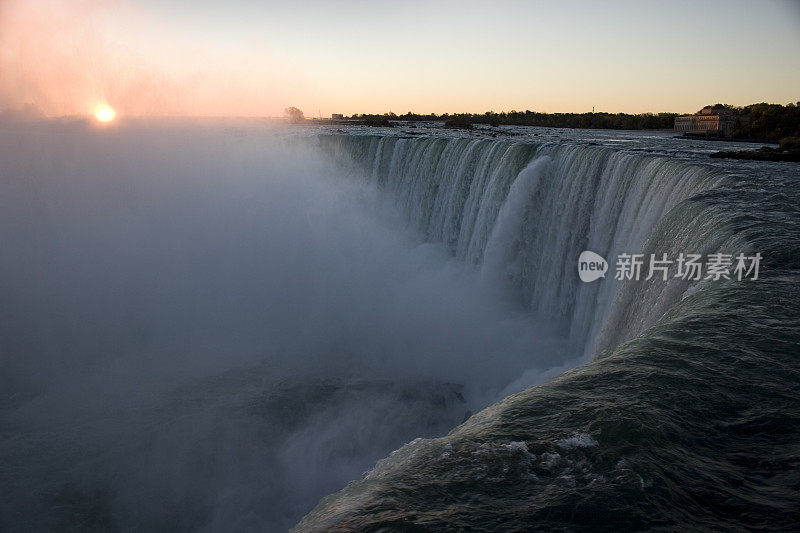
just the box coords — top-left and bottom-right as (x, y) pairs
(346, 102), (800, 139)
(728, 102), (800, 141)
(349, 110), (680, 130)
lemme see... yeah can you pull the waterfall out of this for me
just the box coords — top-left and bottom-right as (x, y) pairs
(317, 134), (726, 358)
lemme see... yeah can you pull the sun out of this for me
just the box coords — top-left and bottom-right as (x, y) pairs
(94, 104), (116, 123)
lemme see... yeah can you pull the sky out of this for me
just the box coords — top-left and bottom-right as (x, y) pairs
(1, 0), (799, 118)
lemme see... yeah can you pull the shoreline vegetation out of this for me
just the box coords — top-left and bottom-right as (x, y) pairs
(335, 102), (800, 139)
(710, 136), (800, 162)
(288, 102), (800, 162)
(348, 110), (681, 130)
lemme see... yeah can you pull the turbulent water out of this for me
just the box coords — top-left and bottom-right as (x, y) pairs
(297, 130), (800, 531)
(1, 119), (798, 532)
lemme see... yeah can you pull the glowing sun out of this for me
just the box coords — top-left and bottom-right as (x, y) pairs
(94, 104), (116, 123)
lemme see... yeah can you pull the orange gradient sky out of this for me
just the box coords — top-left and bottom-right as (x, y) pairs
(1, 0), (799, 118)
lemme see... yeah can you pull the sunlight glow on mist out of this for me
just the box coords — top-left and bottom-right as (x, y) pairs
(1, 0), (798, 118)
(95, 104), (116, 122)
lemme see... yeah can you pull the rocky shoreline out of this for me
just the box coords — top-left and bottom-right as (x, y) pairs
(710, 146), (800, 162)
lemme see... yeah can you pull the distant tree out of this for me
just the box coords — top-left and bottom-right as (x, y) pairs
(284, 106), (305, 123)
(443, 115), (473, 130)
(361, 115), (393, 127)
(731, 102), (800, 140)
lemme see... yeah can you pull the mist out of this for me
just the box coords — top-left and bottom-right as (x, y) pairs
(0, 119), (569, 530)
(0, 0), (307, 118)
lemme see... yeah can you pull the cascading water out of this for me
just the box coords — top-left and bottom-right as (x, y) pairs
(298, 132), (800, 531)
(2, 122), (798, 532)
(317, 134), (725, 363)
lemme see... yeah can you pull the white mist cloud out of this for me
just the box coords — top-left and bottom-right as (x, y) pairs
(0, 121), (568, 530)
